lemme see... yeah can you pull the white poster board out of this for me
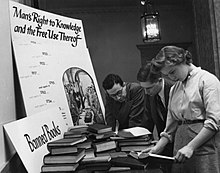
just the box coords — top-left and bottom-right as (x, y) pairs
(9, 1), (105, 125)
(7, 1), (106, 172)
(4, 107), (67, 173)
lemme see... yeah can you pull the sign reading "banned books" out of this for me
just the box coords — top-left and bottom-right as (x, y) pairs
(4, 107), (67, 173)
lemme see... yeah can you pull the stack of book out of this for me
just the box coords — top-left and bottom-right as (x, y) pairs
(41, 124), (158, 172)
(110, 126), (154, 152)
(87, 123), (117, 153)
(77, 123), (117, 172)
(41, 136), (87, 172)
(67, 124), (89, 134)
(79, 155), (112, 172)
(65, 125), (95, 159)
(117, 135), (154, 152)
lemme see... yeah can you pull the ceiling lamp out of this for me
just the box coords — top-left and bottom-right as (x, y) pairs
(140, 0), (161, 42)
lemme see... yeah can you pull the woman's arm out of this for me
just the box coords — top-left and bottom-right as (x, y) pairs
(151, 136), (170, 154)
(175, 127), (216, 163)
(141, 136), (169, 154)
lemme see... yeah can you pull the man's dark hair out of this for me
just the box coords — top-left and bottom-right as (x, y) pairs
(102, 74), (123, 90)
(137, 62), (161, 83)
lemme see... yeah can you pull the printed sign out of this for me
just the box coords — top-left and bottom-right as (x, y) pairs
(9, 1), (105, 126)
(7, 1), (106, 172)
(4, 107), (67, 173)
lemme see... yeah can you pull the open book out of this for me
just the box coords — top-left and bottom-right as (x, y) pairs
(129, 151), (175, 162)
(117, 127), (152, 138)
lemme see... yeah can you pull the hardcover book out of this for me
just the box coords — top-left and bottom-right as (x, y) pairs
(110, 134), (151, 142)
(63, 131), (86, 138)
(109, 151), (127, 158)
(43, 148), (85, 164)
(129, 151), (175, 163)
(110, 156), (147, 169)
(76, 140), (92, 149)
(78, 162), (111, 172)
(96, 151), (127, 158)
(81, 155), (111, 164)
(88, 131), (115, 140)
(87, 123), (112, 134)
(84, 148), (95, 158)
(117, 127), (151, 138)
(48, 145), (78, 155)
(118, 140), (152, 147)
(93, 140), (117, 153)
(47, 136), (87, 148)
(109, 166), (131, 172)
(120, 144), (155, 152)
(41, 163), (79, 172)
(68, 125), (88, 132)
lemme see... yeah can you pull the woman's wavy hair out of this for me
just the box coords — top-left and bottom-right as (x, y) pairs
(151, 46), (193, 73)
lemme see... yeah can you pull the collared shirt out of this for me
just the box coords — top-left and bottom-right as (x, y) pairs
(161, 66), (220, 142)
(158, 78), (165, 107)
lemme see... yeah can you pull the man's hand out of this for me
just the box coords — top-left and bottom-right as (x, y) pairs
(175, 145), (194, 163)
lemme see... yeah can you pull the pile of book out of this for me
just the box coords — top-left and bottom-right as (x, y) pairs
(41, 136), (87, 172)
(41, 124), (159, 172)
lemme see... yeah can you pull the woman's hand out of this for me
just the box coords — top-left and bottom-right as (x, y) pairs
(141, 141), (165, 154)
(140, 145), (159, 154)
(174, 127), (216, 163)
(174, 145), (194, 163)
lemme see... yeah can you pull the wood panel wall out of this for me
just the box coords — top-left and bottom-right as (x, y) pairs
(193, 0), (219, 78)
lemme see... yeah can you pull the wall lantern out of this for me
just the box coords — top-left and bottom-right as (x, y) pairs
(140, 0), (161, 42)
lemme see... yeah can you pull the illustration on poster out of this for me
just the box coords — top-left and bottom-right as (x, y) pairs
(63, 67), (105, 126)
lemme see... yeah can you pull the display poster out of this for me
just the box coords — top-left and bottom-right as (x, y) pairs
(4, 107), (67, 173)
(9, 1), (105, 125)
(6, 1), (106, 172)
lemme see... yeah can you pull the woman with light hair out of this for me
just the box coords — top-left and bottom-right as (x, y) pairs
(147, 45), (220, 173)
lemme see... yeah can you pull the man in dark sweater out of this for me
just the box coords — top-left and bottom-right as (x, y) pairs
(102, 73), (149, 131)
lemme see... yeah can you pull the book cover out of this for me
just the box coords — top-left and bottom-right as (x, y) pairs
(129, 151), (175, 163)
(78, 162), (111, 172)
(109, 151), (127, 158)
(43, 148), (85, 164)
(84, 148), (95, 158)
(47, 136), (87, 148)
(120, 144), (154, 152)
(96, 151), (127, 158)
(63, 130), (86, 138)
(146, 153), (175, 164)
(110, 135), (151, 142)
(81, 155), (111, 164)
(68, 125), (88, 132)
(110, 156), (147, 169)
(87, 123), (112, 134)
(93, 140), (117, 153)
(48, 145), (78, 155)
(118, 140), (152, 147)
(76, 140), (92, 149)
(117, 127), (151, 138)
(41, 163), (79, 172)
(109, 166), (131, 172)
(88, 131), (115, 140)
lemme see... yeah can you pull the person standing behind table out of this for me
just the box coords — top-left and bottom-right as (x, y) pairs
(147, 45), (220, 173)
(137, 62), (174, 173)
(102, 73), (149, 131)
(137, 62), (174, 139)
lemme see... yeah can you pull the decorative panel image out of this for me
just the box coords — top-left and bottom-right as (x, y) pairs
(63, 67), (104, 125)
